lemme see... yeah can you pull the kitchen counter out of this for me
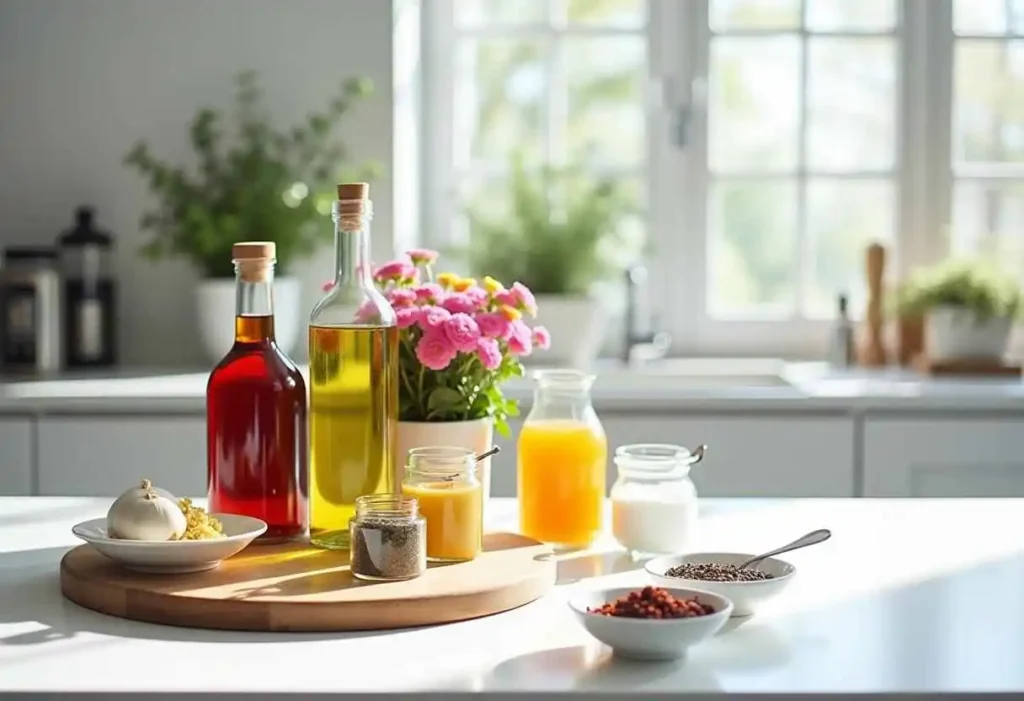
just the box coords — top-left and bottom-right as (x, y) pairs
(1, 360), (1024, 413)
(2, 497), (1024, 696)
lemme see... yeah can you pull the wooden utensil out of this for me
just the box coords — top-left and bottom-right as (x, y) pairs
(860, 242), (888, 367)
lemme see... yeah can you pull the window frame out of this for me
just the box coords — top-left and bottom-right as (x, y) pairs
(419, 0), (1021, 359)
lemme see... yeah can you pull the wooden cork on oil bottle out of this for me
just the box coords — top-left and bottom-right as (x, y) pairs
(336, 182), (371, 230)
(859, 242), (888, 367)
(232, 241), (276, 283)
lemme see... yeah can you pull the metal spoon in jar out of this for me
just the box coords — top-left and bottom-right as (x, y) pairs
(737, 528), (832, 570)
(475, 446), (501, 462)
(684, 444), (708, 467)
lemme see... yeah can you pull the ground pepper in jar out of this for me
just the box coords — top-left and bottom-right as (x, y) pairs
(664, 562), (774, 582)
(348, 495), (426, 582)
(588, 586), (716, 619)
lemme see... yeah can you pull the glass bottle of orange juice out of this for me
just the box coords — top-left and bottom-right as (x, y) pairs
(517, 370), (607, 549)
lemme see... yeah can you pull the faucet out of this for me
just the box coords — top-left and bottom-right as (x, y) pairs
(622, 264), (672, 365)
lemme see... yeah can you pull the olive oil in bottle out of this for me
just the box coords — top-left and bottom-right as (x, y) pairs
(308, 183), (398, 549)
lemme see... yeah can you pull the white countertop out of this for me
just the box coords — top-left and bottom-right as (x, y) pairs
(1, 360), (1024, 413)
(3, 496), (1024, 696)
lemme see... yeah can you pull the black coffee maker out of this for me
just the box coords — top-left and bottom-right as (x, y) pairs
(57, 206), (117, 368)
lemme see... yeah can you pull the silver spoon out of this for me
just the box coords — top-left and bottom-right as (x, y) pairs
(737, 528), (832, 570)
(476, 446), (500, 462)
(684, 444), (708, 467)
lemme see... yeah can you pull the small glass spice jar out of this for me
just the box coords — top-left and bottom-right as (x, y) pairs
(348, 494), (426, 582)
(402, 446), (483, 563)
(610, 443), (707, 557)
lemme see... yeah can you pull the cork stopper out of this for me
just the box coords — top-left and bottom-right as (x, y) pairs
(231, 241), (276, 283)
(335, 182), (372, 230)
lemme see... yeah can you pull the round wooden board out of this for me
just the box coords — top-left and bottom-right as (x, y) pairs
(60, 532), (556, 632)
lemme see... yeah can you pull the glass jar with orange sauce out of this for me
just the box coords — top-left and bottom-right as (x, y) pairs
(517, 370), (607, 549)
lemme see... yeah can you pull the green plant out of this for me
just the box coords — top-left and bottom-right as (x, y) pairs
(895, 258), (1023, 320)
(124, 70), (381, 278)
(462, 154), (637, 296)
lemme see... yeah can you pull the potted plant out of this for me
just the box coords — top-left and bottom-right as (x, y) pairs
(124, 70), (379, 363)
(463, 154), (635, 368)
(895, 258), (1022, 361)
(360, 249), (550, 514)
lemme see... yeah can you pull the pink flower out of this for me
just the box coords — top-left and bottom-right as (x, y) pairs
(476, 311), (512, 340)
(507, 320), (533, 356)
(442, 312), (481, 353)
(442, 293), (477, 315)
(493, 290), (517, 308)
(407, 248), (439, 266)
(373, 258), (416, 283)
(354, 300), (378, 323)
(531, 325), (551, 350)
(511, 282), (537, 315)
(321, 280), (335, 293)
(411, 283), (444, 304)
(395, 307), (421, 329)
(419, 306), (452, 330)
(415, 328), (457, 371)
(386, 288), (417, 308)
(463, 286), (489, 308)
(475, 337), (502, 370)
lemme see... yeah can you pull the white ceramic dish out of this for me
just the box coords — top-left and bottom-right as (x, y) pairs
(567, 585), (732, 661)
(71, 514), (267, 574)
(645, 552), (795, 617)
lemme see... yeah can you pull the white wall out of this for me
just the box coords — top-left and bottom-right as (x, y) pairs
(0, 0), (395, 367)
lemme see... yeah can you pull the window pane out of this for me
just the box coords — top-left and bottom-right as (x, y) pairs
(953, 41), (1024, 164)
(805, 179), (895, 318)
(952, 180), (1024, 271)
(954, 0), (1024, 35)
(709, 38), (801, 173)
(455, 0), (549, 26)
(806, 38), (897, 171)
(805, 0), (896, 32)
(564, 38), (646, 167)
(454, 38), (548, 168)
(566, 0), (645, 27)
(710, 0), (800, 31)
(709, 180), (798, 314)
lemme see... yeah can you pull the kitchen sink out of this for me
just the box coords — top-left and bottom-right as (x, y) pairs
(590, 358), (795, 390)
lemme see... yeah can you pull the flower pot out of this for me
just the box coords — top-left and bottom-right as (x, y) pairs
(530, 295), (606, 369)
(195, 276), (302, 364)
(394, 418), (495, 521)
(926, 306), (1013, 361)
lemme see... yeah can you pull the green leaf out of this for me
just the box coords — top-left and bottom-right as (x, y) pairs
(427, 386), (466, 415)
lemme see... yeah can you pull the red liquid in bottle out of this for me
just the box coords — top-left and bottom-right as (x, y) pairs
(207, 309), (308, 541)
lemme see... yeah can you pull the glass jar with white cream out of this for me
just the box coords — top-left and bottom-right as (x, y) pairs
(610, 443), (707, 557)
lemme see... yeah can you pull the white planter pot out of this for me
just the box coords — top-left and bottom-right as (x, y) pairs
(394, 418), (495, 522)
(927, 306), (1013, 361)
(195, 276), (302, 364)
(531, 295), (606, 369)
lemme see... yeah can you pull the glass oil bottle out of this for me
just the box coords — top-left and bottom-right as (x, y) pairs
(206, 242), (308, 542)
(308, 183), (399, 550)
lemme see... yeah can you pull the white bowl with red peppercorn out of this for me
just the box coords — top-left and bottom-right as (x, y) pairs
(567, 584), (733, 661)
(644, 552), (795, 617)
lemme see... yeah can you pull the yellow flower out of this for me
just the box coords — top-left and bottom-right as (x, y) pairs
(483, 276), (504, 294)
(436, 272), (459, 289)
(499, 305), (521, 321)
(453, 277), (477, 292)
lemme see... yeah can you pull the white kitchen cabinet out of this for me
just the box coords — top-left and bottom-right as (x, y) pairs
(37, 417), (206, 497)
(864, 416), (1024, 497)
(0, 417), (34, 495)
(488, 414), (856, 498)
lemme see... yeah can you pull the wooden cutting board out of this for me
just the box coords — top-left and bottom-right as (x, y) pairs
(60, 532), (555, 632)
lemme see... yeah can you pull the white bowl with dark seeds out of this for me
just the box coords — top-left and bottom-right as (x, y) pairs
(644, 552), (795, 617)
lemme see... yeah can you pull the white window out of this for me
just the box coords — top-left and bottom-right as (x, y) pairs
(420, 0), (1024, 357)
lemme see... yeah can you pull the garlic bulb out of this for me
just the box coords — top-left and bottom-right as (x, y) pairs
(106, 479), (187, 541)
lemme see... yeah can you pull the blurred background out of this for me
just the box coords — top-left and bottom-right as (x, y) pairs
(1, 0), (1021, 367)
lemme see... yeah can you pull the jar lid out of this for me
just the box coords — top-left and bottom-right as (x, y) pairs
(57, 206), (114, 248)
(3, 246), (58, 264)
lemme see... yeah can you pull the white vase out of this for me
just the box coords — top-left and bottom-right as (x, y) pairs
(927, 306), (1013, 361)
(195, 276), (302, 364)
(531, 294), (606, 369)
(394, 418), (495, 521)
